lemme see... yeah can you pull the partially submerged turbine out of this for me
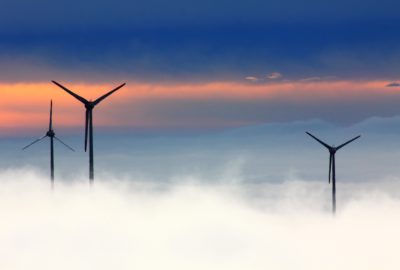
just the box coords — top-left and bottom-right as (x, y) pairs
(51, 80), (126, 183)
(23, 100), (74, 188)
(306, 132), (360, 214)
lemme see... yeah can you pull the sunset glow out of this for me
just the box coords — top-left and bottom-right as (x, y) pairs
(0, 80), (397, 133)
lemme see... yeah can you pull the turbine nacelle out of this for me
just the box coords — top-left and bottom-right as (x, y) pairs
(85, 102), (95, 110)
(46, 130), (55, 137)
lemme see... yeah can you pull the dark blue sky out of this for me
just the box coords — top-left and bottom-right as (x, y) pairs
(1, 0), (399, 82)
(2, 0), (398, 29)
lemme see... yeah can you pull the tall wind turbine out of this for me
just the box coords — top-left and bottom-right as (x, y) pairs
(23, 100), (74, 188)
(51, 80), (126, 183)
(306, 132), (360, 214)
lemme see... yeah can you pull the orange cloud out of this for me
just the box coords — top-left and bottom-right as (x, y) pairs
(0, 80), (396, 134)
(117, 80), (393, 100)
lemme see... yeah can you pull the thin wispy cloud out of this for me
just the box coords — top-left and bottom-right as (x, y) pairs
(245, 72), (282, 83)
(299, 76), (336, 82)
(266, 72), (282, 80)
(245, 76), (260, 82)
(386, 82), (400, 87)
(300, 76), (322, 82)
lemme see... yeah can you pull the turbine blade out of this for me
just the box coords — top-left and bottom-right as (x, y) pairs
(49, 100), (53, 130)
(93, 83), (126, 106)
(306, 132), (331, 149)
(85, 109), (89, 152)
(51, 81), (88, 104)
(329, 153), (332, 184)
(336, 135), (361, 150)
(54, 136), (75, 152)
(22, 135), (47, 150)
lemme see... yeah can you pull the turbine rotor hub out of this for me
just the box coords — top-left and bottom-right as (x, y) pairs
(46, 130), (55, 137)
(85, 102), (94, 110)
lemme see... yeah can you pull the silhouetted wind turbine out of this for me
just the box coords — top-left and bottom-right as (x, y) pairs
(23, 100), (74, 188)
(51, 80), (126, 183)
(306, 132), (360, 214)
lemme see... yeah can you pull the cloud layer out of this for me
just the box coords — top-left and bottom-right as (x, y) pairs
(1, 80), (400, 132)
(1, 169), (400, 270)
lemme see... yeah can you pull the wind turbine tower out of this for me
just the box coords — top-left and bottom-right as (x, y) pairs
(306, 132), (360, 214)
(23, 100), (74, 188)
(52, 81), (126, 183)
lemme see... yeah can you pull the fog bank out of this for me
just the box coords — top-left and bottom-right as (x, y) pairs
(0, 169), (399, 270)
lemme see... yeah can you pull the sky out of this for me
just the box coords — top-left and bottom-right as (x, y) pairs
(3, 1), (400, 269)
(0, 0), (399, 185)
(0, 0), (399, 187)
(1, 0), (400, 133)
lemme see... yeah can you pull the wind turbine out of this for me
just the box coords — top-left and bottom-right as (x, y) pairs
(306, 132), (360, 214)
(51, 80), (126, 183)
(23, 100), (74, 188)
